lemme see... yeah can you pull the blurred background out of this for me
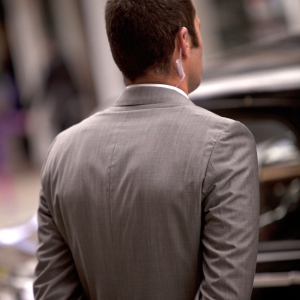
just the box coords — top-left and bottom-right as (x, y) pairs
(0, 0), (299, 299)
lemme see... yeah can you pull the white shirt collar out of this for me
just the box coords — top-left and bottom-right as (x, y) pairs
(126, 84), (189, 99)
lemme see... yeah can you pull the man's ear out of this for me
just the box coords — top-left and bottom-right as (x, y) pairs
(179, 27), (189, 57)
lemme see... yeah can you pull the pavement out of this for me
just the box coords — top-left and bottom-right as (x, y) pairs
(0, 166), (40, 299)
(0, 168), (40, 229)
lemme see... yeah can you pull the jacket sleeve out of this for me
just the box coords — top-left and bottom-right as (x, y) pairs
(200, 121), (260, 300)
(34, 142), (87, 300)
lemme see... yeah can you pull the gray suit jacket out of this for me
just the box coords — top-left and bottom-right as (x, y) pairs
(34, 86), (260, 300)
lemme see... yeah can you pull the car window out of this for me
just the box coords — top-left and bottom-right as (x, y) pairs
(240, 119), (300, 242)
(242, 119), (300, 167)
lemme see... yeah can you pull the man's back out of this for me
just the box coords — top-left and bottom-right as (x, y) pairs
(34, 86), (259, 299)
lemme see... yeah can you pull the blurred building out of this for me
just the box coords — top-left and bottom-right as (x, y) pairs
(196, 0), (300, 53)
(1, 0), (98, 167)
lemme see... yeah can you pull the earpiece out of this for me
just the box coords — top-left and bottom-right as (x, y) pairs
(176, 48), (184, 78)
(176, 49), (184, 78)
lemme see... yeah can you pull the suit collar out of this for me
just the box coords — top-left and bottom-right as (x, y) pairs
(114, 85), (194, 107)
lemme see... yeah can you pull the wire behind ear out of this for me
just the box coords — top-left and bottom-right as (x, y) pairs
(176, 48), (184, 78)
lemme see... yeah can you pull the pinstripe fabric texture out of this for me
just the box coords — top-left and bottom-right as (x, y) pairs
(34, 86), (260, 300)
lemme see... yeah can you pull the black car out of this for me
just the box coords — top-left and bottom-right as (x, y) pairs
(190, 31), (300, 299)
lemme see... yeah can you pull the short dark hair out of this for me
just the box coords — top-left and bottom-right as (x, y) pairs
(105, 0), (199, 81)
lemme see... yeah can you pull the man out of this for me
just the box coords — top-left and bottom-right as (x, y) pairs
(34, 0), (260, 299)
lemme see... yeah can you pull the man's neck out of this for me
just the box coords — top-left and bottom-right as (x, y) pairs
(125, 73), (188, 94)
(125, 83), (189, 99)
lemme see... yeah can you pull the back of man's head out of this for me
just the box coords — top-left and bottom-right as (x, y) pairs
(105, 0), (199, 82)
